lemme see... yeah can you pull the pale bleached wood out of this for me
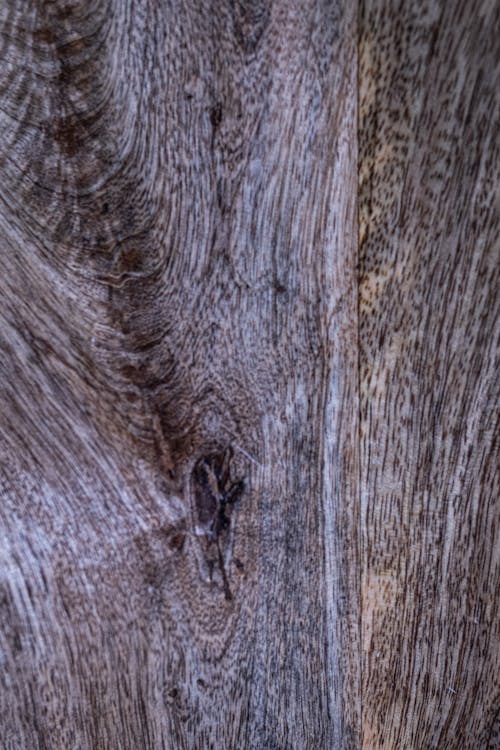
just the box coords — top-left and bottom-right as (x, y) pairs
(359, 1), (499, 748)
(0, 1), (359, 748)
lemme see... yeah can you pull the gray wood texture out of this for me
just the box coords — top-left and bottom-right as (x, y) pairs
(0, 0), (498, 748)
(0, 1), (359, 748)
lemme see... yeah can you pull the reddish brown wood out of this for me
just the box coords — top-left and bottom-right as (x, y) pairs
(359, 1), (499, 747)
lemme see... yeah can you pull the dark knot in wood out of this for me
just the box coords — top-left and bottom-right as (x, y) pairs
(192, 446), (245, 600)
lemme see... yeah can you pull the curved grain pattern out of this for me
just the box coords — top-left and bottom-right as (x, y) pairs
(0, 1), (359, 748)
(359, 1), (499, 748)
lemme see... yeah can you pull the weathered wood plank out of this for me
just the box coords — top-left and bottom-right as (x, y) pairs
(0, 1), (359, 748)
(359, 1), (499, 747)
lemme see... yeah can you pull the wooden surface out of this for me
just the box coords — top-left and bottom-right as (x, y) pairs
(359, 2), (499, 748)
(0, 2), (359, 748)
(0, 1), (498, 748)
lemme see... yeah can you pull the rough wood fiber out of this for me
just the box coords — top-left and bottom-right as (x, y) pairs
(359, 1), (500, 748)
(0, 1), (359, 748)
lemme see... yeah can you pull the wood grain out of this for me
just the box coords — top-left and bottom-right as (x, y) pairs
(1, 0), (499, 747)
(0, 1), (359, 748)
(359, 1), (499, 747)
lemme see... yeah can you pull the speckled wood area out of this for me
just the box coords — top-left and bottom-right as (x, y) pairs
(359, 2), (499, 747)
